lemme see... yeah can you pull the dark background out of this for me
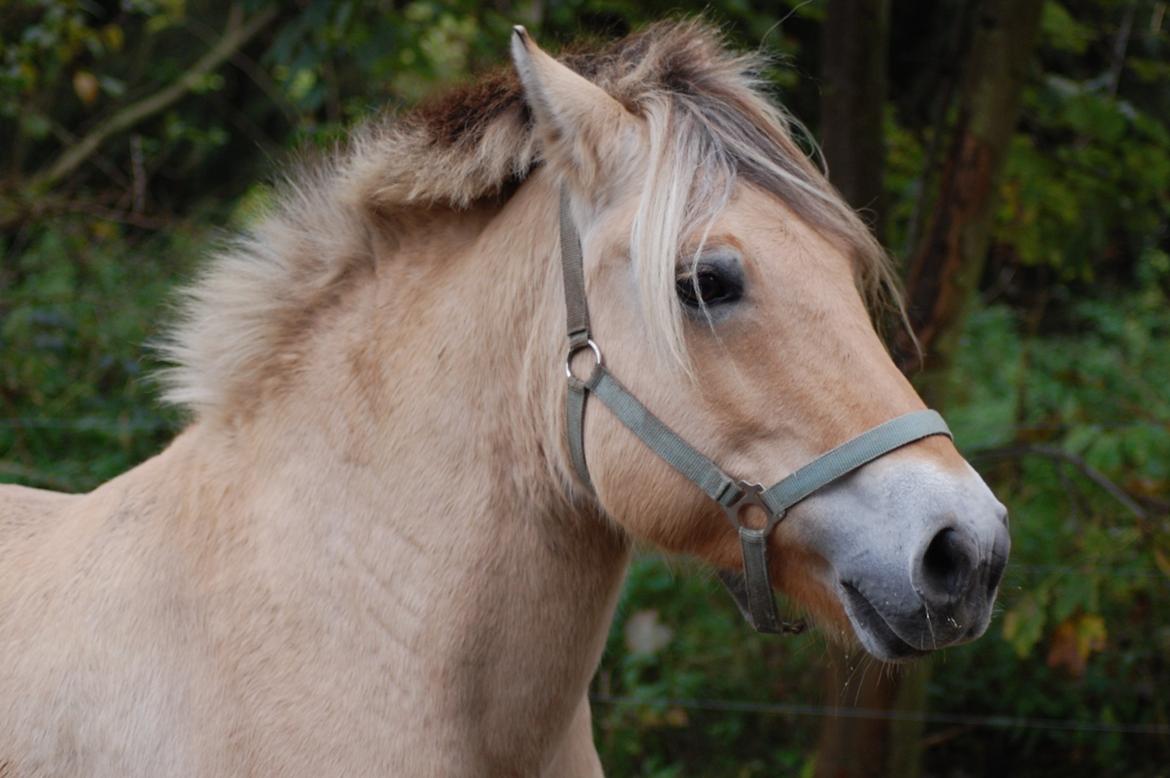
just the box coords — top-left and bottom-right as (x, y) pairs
(2, 1), (1168, 775)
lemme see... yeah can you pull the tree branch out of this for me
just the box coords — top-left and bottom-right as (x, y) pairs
(970, 444), (1152, 521)
(27, 5), (277, 196)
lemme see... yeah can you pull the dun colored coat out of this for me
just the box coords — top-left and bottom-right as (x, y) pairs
(0, 21), (1008, 776)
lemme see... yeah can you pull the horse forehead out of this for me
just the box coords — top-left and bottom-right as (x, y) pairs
(717, 185), (814, 237)
(709, 188), (856, 278)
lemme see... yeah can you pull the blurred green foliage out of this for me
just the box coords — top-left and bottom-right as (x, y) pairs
(1, 0), (1168, 775)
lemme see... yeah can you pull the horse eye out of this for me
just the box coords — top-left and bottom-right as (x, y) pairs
(676, 263), (744, 309)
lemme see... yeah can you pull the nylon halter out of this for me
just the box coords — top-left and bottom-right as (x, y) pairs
(558, 187), (953, 633)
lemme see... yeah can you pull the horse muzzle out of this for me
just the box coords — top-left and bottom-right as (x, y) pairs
(836, 513), (1010, 661)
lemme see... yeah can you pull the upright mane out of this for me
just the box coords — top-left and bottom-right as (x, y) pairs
(161, 19), (894, 419)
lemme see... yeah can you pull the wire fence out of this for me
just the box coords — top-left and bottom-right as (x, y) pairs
(590, 694), (1170, 737)
(0, 417), (176, 432)
(3, 416), (1166, 434)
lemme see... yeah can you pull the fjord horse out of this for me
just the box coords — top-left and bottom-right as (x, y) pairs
(0, 21), (1007, 776)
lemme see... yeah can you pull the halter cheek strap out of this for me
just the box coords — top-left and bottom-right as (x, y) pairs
(558, 187), (952, 634)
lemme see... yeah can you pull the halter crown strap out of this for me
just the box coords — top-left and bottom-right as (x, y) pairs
(557, 187), (952, 633)
(560, 188), (592, 346)
(562, 188), (595, 490)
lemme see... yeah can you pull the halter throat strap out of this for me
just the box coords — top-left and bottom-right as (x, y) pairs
(557, 187), (952, 634)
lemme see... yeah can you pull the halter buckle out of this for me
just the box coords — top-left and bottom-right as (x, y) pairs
(721, 481), (784, 534)
(565, 338), (603, 387)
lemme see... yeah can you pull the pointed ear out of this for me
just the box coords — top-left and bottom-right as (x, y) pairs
(510, 26), (635, 187)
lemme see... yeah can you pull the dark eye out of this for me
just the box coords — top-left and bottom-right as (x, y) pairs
(676, 262), (744, 309)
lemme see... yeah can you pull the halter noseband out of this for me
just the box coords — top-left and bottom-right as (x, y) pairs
(558, 187), (952, 634)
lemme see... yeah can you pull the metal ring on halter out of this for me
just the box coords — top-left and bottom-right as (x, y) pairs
(721, 481), (785, 535)
(565, 339), (603, 382)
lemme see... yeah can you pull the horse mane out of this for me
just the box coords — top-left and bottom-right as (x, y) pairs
(161, 19), (896, 419)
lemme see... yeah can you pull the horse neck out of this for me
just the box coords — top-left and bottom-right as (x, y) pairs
(180, 173), (630, 758)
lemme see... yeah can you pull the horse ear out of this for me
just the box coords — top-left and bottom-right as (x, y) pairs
(510, 26), (633, 186)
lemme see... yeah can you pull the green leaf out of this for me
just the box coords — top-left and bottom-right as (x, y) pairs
(1003, 586), (1050, 657)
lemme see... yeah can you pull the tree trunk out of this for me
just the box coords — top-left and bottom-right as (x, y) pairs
(815, 653), (907, 778)
(816, 1), (1045, 776)
(896, 0), (1046, 405)
(819, 0), (891, 235)
(815, 4), (901, 776)
(865, 5), (1045, 773)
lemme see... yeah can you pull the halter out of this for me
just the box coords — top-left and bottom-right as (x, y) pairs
(558, 188), (953, 633)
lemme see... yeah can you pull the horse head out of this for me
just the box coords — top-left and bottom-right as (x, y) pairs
(512, 26), (1008, 660)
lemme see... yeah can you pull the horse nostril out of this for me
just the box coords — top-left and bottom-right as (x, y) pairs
(986, 524), (1010, 596)
(919, 527), (975, 605)
(986, 547), (1008, 596)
